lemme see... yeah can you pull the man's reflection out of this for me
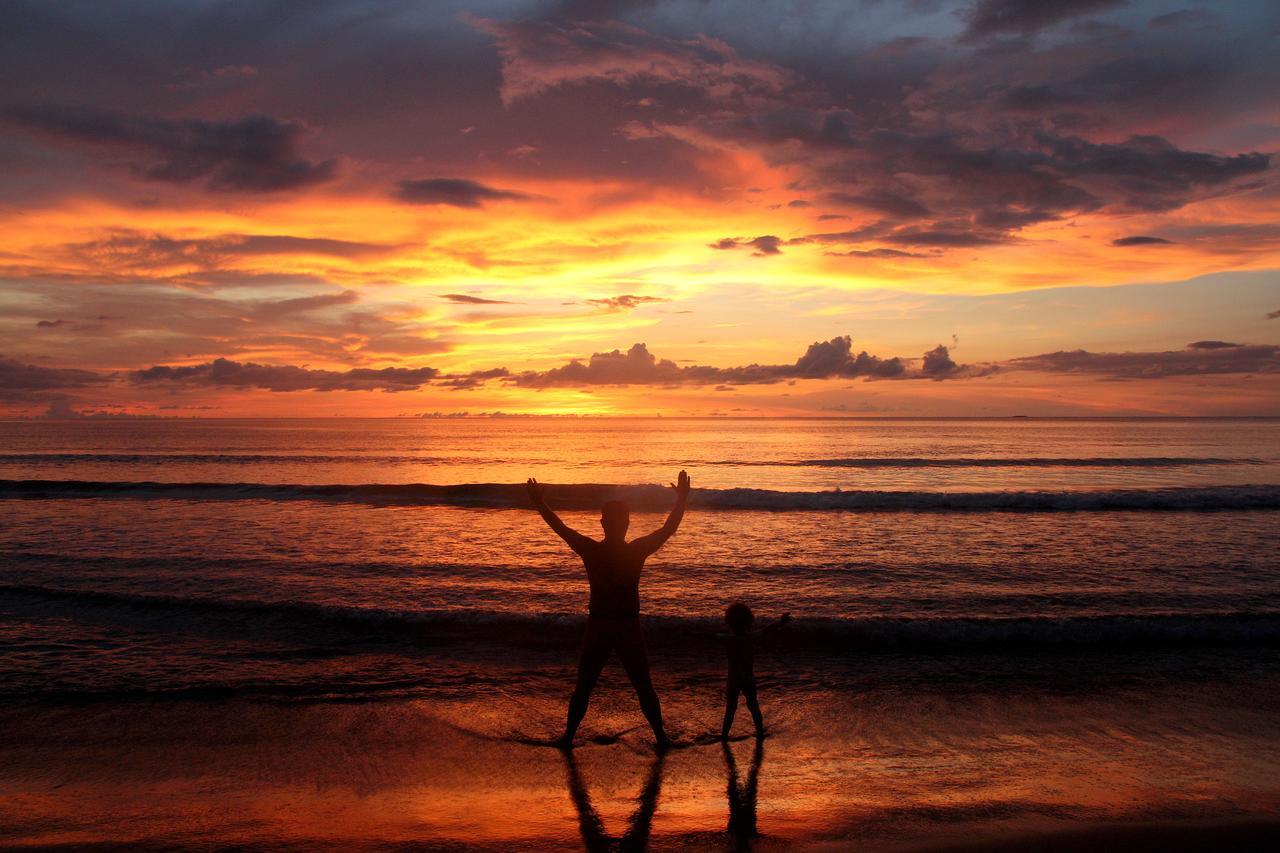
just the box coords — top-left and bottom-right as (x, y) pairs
(562, 750), (665, 852)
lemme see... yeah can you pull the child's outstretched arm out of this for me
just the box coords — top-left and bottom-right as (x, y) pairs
(754, 613), (792, 638)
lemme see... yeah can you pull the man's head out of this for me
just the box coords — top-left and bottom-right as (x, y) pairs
(600, 500), (630, 540)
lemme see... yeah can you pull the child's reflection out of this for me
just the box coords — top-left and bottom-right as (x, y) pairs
(724, 738), (764, 847)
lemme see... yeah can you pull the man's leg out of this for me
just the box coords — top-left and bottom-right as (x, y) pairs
(616, 622), (668, 746)
(563, 623), (611, 746)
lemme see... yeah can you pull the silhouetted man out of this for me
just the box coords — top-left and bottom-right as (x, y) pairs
(527, 470), (690, 750)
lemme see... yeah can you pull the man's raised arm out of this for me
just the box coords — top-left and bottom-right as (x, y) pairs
(634, 470), (690, 556)
(527, 478), (593, 553)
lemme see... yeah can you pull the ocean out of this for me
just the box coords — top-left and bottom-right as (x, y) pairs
(1, 417), (1278, 849)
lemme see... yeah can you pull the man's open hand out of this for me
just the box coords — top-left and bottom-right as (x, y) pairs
(526, 477), (546, 503)
(670, 470), (691, 497)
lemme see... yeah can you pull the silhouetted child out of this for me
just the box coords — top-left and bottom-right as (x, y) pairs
(721, 603), (790, 740)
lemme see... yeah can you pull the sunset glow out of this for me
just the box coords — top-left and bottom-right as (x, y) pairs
(2, 0), (1277, 419)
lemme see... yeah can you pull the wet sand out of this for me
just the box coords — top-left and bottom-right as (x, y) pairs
(3, 671), (1278, 850)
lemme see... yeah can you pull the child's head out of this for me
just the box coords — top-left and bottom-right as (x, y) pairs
(724, 602), (754, 633)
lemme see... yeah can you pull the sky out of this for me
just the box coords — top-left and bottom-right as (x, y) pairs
(1, 0), (1278, 417)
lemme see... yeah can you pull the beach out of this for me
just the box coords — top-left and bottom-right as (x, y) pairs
(2, 417), (1278, 848)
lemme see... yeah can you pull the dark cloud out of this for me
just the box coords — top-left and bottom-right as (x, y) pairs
(709, 235), (785, 255)
(962, 0), (1129, 40)
(1, 280), (445, 367)
(1006, 343), (1279, 378)
(36, 319), (70, 328)
(586, 294), (667, 311)
(883, 229), (1009, 247)
(250, 290), (358, 320)
(132, 358), (439, 392)
(1112, 235), (1173, 246)
(830, 248), (928, 259)
(0, 356), (107, 393)
(825, 190), (931, 219)
(440, 293), (514, 305)
(436, 367), (511, 390)
(1038, 133), (1269, 211)
(1149, 10), (1218, 30)
(506, 336), (926, 388)
(393, 178), (532, 208)
(1187, 340), (1242, 350)
(62, 231), (400, 270)
(4, 105), (336, 192)
(1268, 309), (1280, 320)
(465, 14), (789, 106)
(921, 344), (960, 376)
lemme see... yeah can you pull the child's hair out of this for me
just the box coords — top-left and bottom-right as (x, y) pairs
(724, 601), (754, 632)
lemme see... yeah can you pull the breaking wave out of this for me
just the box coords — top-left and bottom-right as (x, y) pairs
(3, 583), (1277, 655)
(2, 479), (1279, 511)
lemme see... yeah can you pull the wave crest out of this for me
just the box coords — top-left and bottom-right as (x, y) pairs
(2, 479), (1279, 511)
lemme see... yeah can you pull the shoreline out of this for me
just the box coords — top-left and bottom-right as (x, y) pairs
(2, 691), (1277, 850)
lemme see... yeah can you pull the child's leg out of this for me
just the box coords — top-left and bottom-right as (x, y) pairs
(721, 681), (741, 739)
(742, 684), (764, 737)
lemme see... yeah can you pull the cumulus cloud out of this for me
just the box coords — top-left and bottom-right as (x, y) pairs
(4, 106), (336, 192)
(393, 177), (532, 208)
(506, 336), (929, 388)
(132, 358), (439, 392)
(587, 294), (667, 311)
(1112, 235), (1174, 246)
(921, 344), (961, 376)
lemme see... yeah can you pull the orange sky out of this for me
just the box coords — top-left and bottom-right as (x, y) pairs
(2, 1), (1278, 416)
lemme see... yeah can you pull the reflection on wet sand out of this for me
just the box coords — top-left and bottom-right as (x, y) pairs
(725, 739), (764, 847)
(563, 751), (665, 852)
(561, 740), (768, 851)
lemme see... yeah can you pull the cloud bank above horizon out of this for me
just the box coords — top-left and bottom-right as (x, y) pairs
(1, 0), (1277, 416)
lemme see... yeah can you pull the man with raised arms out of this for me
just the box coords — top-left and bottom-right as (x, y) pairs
(527, 470), (691, 750)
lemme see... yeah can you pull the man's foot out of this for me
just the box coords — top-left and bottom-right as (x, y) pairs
(654, 733), (672, 752)
(754, 728), (768, 740)
(553, 734), (575, 751)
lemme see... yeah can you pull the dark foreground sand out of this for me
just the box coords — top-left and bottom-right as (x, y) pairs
(2, 685), (1278, 850)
